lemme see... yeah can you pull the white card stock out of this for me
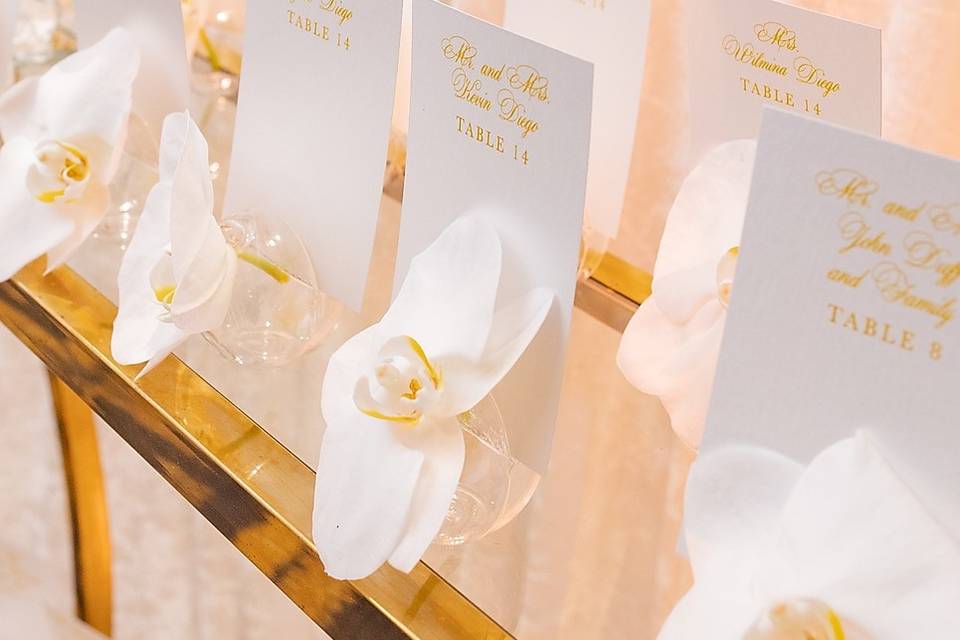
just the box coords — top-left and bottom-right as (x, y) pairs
(226, 0), (403, 311)
(706, 109), (960, 538)
(398, 0), (593, 472)
(505, 0), (651, 238)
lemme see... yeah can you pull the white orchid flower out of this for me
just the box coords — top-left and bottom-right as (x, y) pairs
(0, 28), (139, 281)
(112, 111), (244, 378)
(660, 432), (960, 639)
(313, 216), (553, 580)
(617, 140), (756, 448)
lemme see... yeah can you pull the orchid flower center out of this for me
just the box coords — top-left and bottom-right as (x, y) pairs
(149, 254), (176, 323)
(354, 336), (444, 425)
(27, 140), (91, 204)
(744, 599), (848, 640)
(716, 246), (739, 309)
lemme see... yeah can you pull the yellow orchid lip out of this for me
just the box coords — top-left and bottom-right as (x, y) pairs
(31, 140), (91, 205)
(35, 188), (67, 204)
(358, 407), (423, 425)
(354, 335), (444, 426)
(153, 284), (176, 306)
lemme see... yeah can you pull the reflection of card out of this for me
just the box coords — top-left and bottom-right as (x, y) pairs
(74, 0), (190, 135)
(504, 0), (650, 238)
(705, 109), (960, 537)
(689, 0), (881, 162)
(226, 0), (403, 311)
(1, 0), (14, 91)
(399, 0), (592, 472)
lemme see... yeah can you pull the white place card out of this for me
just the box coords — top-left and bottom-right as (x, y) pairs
(705, 108), (960, 537)
(504, 0), (651, 238)
(74, 0), (190, 136)
(399, 0), (593, 472)
(689, 0), (881, 163)
(1, 0), (14, 92)
(225, 0), (403, 311)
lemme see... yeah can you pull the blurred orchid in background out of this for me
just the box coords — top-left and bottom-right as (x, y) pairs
(617, 140), (755, 448)
(0, 27), (138, 281)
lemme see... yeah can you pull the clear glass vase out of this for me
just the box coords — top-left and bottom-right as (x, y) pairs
(435, 395), (541, 546)
(94, 114), (160, 247)
(13, 0), (68, 69)
(578, 214), (611, 279)
(189, 2), (244, 104)
(203, 212), (340, 367)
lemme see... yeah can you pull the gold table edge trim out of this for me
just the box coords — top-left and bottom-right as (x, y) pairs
(0, 261), (514, 640)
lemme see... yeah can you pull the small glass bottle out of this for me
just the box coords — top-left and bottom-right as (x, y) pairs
(435, 395), (540, 546)
(13, 0), (68, 69)
(579, 214), (611, 279)
(95, 114), (159, 247)
(203, 212), (341, 367)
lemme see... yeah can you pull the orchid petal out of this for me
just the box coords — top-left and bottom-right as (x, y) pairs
(144, 111), (231, 335)
(655, 313), (725, 448)
(656, 579), (757, 640)
(43, 179), (110, 273)
(0, 77), (42, 140)
(0, 28), (140, 279)
(619, 141), (754, 447)
(381, 216), (501, 362)
(33, 28), (140, 176)
(157, 110), (189, 181)
(315, 218), (552, 579)
(651, 259), (718, 325)
(112, 181), (186, 367)
(167, 113), (217, 282)
(666, 437), (960, 639)
(0, 138), (73, 281)
(170, 226), (236, 334)
(313, 417), (425, 580)
(654, 140), (755, 280)
(112, 112), (231, 373)
(781, 433), (960, 637)
(618, 297), (683, 395)
(617, 295), (724, 447)
(388, 418), (465, 572)
(316, 327), (470, 578)
(314, 328), (424, 580)
(659, 447), (803, 638)
(683, 446), (803, 589)
(434, 287), (554, 417)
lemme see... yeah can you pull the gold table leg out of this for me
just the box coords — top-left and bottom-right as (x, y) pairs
(48, 372), (113, 637)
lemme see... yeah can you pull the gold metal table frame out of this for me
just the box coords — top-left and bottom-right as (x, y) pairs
(0, 248), (649, 639)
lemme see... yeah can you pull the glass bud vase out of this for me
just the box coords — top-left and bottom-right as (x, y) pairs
(13, 0), (67, 69)
(95, 114), (159, 246)
(434, 395), (540, 546)
(578, 214), (611, 280)
(203, 212), (340, 367)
